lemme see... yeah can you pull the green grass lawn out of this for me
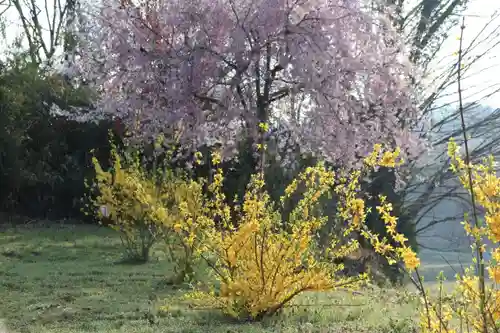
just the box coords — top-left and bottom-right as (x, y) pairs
(0, 223), (420, 333)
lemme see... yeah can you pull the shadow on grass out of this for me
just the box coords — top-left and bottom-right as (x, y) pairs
(113, 256), (151, 266)
(0, 224), (421, 333)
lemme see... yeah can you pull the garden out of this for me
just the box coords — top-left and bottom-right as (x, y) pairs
(1, 0), (500, 332)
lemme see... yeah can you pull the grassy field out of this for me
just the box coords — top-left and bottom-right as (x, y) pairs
(0, 223), (424, 333)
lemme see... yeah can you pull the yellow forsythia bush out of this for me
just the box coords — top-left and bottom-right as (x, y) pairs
(163, 175), (210, 282)
(337, 144), (420, 271)
(416, 139), (500, 333)
(86, 137), (420, 320)
(85, 139), (206, 274)
(85, 143), (168, 262)
(178, 145), (420, 321)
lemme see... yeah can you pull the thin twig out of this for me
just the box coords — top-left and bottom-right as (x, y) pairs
(457, 16), (488, 333)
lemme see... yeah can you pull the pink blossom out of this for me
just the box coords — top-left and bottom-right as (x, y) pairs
(73, 0), (425, 169)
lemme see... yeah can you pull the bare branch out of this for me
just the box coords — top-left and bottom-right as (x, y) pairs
(9, 0), (70, 65)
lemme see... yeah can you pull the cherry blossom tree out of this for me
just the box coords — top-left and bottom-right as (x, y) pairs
(71, 0), (425, 170)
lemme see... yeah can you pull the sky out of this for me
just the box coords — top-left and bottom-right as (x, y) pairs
(1, 0), (499, 108)
(428, 0), (500, 108)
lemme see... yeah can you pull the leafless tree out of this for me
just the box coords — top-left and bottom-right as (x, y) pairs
(0, 0), (10, 16)
(6, 0), (74, 66)
(384, 0), (500, 251)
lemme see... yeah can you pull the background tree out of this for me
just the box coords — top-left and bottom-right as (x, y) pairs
(0, 1), (114, 219)
(364, 1), (500, 258)
(401, 6), (500, 254)
(382, 0), (468, 75)
(72, 0), (424, 170)
(7, 0), (69, 66)
(0, 52), (112, 218)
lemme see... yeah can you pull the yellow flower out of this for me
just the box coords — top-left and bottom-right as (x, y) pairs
(379, 151), (397, 168)
(393, 233), (408, 244)
(174, 223), (182, 233)
(363, 144), (382, 167)
(491, 290), (500, 320)
(492, 248), (500, 262)
(401, 248), (420, 270)
(349, 198), (365, 228)
(486, 214), (500, 242)
(256, 143), (267, 151)
(481, 174), (498, 198)
(194, 151), (203, 165)
(211, 151), (222, 165)
(488, 265), (500, 283)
